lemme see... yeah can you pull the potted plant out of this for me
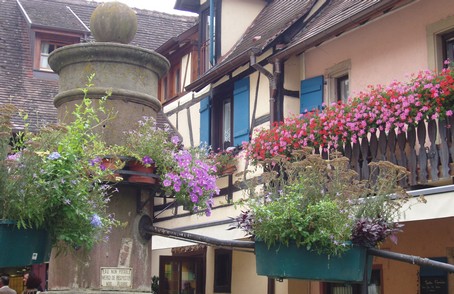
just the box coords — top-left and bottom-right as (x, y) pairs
(124, 116), (180, 184)
(237, 148), (421, 282)
(209, 147), (239, 176)
(124, 118), (219, 215)
(0, 82), (118, 266)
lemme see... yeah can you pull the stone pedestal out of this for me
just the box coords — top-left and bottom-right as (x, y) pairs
(49, 42), (169, 146)
(46, 3), (169, 292)
(48, 186), (155, 293)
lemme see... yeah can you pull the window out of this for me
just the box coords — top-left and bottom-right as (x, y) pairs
(33, 32), (80, 72)
(199, 1), (220, 74)
(324, 269), (382, 294)
(325, 60), (351, 104)
(39, 41), (64, 70)
(175, 67), (181, 94)
(213, 249), (232, 293)
(442, 31), (454, 66)
(159, 62), (185, 101)
(427, 16), (454, 71)
(336, 74), (350, 103)
(199, 77), (250, 149)
(159, 256), (205, 294)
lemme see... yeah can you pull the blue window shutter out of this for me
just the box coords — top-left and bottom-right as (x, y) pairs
(199, 96), (211, 145)
(300, 75), (324, 114)
(233, 77), (250, 146)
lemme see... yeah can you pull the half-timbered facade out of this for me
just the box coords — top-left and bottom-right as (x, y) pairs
(153, 0), (454, 293)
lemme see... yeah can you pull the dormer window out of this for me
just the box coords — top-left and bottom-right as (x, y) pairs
(16, 0), (90, 73)
(33, 32), (80, 72)
(40, 41), (64, 70)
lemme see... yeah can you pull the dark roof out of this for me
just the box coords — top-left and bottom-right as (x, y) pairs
(186, 0), (411, 92)
(18, 0), (90, 33)
(0, 0), (197, 130)
(273, 0), (409, 60)
(186, 0), (317, 92)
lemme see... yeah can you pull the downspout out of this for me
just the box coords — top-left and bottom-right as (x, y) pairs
(250, 49), (281, 124)
(209, 0), (215, 66)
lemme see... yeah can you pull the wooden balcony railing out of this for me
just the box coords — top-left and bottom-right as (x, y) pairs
(335, 116), (454, 188)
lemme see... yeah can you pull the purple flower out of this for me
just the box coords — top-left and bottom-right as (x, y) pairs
(64, 199), (71, 205)
(142, 156), (154, 165)
(163, 179), (172, 187)
(90, 157), (101, 166)
(90, 214), (102, 228)
(6, 153), (21, 161)
(171, 135), (180, 145)
(48, 152), (61, 160)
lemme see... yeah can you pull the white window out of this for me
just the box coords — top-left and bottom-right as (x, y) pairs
(325, 59), (351, 104)
(40, 41), (63, 70)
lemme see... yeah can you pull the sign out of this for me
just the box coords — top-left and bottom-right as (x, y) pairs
(420, 276), (448, 294)
(101, 267), (132, 289)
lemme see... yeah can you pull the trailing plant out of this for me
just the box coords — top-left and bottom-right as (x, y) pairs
(0, 75), (119, 252)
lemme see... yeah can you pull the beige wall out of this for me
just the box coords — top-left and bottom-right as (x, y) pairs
(302, 0), (454, 104)
(283, 55), (301, 117)
(220, 0), (266, 56)
(232, 250), (268, 293)
(376, 217), (454, 293)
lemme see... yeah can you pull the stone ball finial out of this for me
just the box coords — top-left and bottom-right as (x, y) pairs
(90, 1), (138, 44)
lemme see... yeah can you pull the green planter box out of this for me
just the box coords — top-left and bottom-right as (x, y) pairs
(0, 220), (51, 267)
(255, 241), (371, 282)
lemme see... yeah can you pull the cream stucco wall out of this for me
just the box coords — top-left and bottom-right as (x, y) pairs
(302, 0), (454, 104)
(283, 55), (301, 118)
(232, 251), (268, 294)
(220, 0), (266, 56)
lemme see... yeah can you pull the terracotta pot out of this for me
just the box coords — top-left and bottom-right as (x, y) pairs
(101, 158), (121, 182)
(220, 164), (237, 176)
(127, 160), (157, 184)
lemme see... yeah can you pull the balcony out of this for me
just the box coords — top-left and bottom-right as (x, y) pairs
(247, 67), (454, 190)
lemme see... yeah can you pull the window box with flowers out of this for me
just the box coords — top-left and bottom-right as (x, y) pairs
(237, 148), (424, 282)
(0, 84), (119, 266)
(246, 64), (454, 163)
(209, 147), (239, 177)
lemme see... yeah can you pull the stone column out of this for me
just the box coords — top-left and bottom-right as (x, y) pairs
(47, 2), (169, 293)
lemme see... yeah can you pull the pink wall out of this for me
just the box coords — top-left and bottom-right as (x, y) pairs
(304, 0), (454, 97)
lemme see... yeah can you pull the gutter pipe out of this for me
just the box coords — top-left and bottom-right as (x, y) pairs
(209, 0), (215, 66)
(147, 225), (454, 273)
(249, 49), (281, 124)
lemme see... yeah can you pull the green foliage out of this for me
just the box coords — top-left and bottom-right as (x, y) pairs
(238, 148), (415, 256)
(0, 74), (119, 252)
(124, 116), (179, 175)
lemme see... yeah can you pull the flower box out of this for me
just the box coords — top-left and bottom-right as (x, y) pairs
(127, 160), (158, 184)
(255, 241), (372, 282)
(0, 220), (51, 267)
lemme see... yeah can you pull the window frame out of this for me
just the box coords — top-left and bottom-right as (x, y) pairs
(33, 31), (80, 72)
(212, 83), (233, 151)
(426, 15), (454, 71)
(199, 1), (221, 74)
(159, 255), (205, 294)
(213, 249), (232, 293)
(325, 59), (351, 104)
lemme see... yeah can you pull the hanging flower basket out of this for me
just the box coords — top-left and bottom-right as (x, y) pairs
(0, 220), (51, 267)
(127, 160), (158, 184)
(255, 241), (372, 282)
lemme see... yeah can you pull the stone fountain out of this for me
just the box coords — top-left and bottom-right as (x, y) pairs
(47, 2), (169, 293)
